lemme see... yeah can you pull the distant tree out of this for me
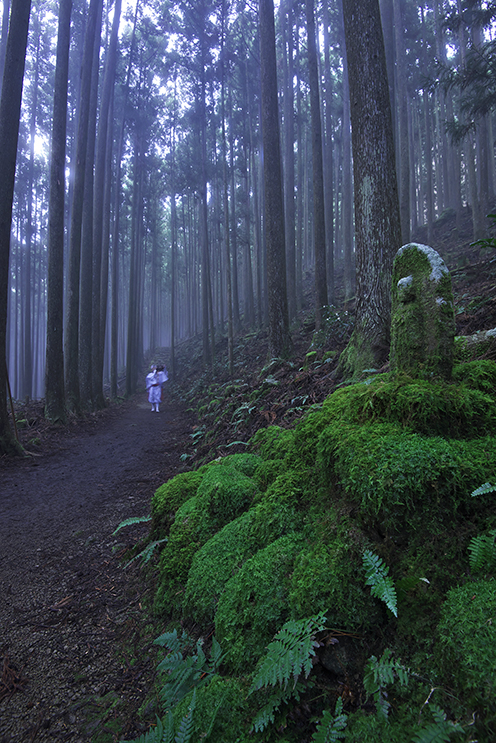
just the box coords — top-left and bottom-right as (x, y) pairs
(45, 0), (72, 424)
(339, 0), (401, 378)
(0, 0), (31, 454)
(306, 0), (327, 329)
(259, 0), (292, 359)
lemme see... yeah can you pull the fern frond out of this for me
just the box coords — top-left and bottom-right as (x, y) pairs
(471, 482), (496, 497)
(174, 688), (196, 743)
(364, 649), (409, 720)
(154, 629), (190, 653)
(250, 681), (306, 733)
(363, 550), (398, 617)
(311, 698), (347, 742)
(468, 530), (496, 572)
(412, 705), (464, 743)
(125, 538), (168, 567)
(249, 612), (327, 695)
(162, 713), (175, 743)
(113, 515), (151, 534)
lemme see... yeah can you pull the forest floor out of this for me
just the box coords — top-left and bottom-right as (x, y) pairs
(1, 205), (496, 742)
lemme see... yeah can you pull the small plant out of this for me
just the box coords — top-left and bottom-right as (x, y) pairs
(471, 212), (496, 251)
(363, 648), (409, 719)
(311, 698), (348, 742)
(155, 629), (224, 711)
(412, 704), (463, 743)
(248, 612), (327, 732)
(362, 550), (398, 617)
(468, 529), (496, 572)
(471, 481), (496, 497)
(113, 515), (167, 567)
(121, 690), (196, 743)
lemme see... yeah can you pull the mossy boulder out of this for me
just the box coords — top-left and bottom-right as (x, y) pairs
(390, 243), (455, 379)
(250, 425), (295, 460)
(318, 421), (496, 529)
(154, 467), (259, 615)
(288, 542), (382, 632)
(151, 469), (206, 538)
(436, 579), (496, 718)
(215, 534), (305, 672)
(211, 452), (262, 477)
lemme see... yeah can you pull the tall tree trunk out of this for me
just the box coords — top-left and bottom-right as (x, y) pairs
(64, 0), (102, 413)
(306, 0), (327, 328)
(0, 0), (31, 454)
(393, 0), (410, 243)
(281, 0), (296, 321)
(259, 0), (291, 359)
(45, 0), (72, 423)
(340, 0), (401, 377)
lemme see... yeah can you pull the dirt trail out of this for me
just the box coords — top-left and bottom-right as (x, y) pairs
(0, 395), (195, 742)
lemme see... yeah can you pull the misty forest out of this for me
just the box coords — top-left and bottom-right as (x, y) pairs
(1, 0), (496, 741)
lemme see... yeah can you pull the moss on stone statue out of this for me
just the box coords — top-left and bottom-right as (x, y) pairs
(390, 243), (455, 379)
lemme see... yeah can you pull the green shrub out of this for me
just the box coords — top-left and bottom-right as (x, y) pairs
(215, 534), (305, 672)
(288, 543), (382, 630)
(436, 579), (496, 715)
(151, 470), (205, 538)
(317, 422), (496, 528)
(250, 425), (295, 460)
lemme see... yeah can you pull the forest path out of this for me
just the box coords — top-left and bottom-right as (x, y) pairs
(0, 394), (196, 742)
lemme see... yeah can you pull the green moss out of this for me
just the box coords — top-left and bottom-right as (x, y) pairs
(320, 374), (496, 438)
(344, 703), (420, 743)
(212, 452), (262, 477)
(452, 359), (496, 395)
(437, 579), (496, 715)
(184, 473), (304, 625)
(252, 458), (285, 491)
(151, 470), (205, 538)
(317, 422), (496, 529)
(154, 468), (259, 616)
(288, 542), (382, 631)
(250, 425), (295, 460)
(215, 534), (305, 672)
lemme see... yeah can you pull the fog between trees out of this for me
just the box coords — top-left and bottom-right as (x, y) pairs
(0, 0), (494, 451)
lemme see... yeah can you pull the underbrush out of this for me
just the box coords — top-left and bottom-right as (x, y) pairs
(120, 359), (496, 743)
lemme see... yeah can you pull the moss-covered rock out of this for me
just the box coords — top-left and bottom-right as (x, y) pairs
(215, 534), (305, 672)
(151, 469), (206, 538)
(250, 425), (295, 460)
(288, 542), (382, 631)
(318, 421), (496, 529)
(436, 579), (496, 719)
(154, 467), (259, 616)
(211, 452), (262, 477)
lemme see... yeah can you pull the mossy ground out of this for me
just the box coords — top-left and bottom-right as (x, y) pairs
(139, 359), (496, 742)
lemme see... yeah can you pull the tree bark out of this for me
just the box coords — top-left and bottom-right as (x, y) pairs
(340, 0), (401, 377)
(259, 0), (291, 359)
(0, 0), (31, 454)
(45, 0), (72, 423)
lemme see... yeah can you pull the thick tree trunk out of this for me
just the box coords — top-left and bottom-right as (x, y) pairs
(340, 0), (401, 377)
(259, 0), (291, 359)
(0, 0), (31, 454)
(306, 0), (327, 328)
(45, 0), (72, 423)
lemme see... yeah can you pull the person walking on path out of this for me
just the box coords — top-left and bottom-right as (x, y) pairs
(146, 365), (161, 412)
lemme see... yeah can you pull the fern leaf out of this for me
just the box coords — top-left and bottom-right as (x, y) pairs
(468, 530), (496, 572)
(412, 705), (463, 743)
(121, 715), (164, 743)
(174, 689), (196, 743)
(249, 612), (327, 695)
(250, 682), (304, 733)
(363, 550), (398, 617)
(154, 629), (190, 652)
(125, 538), (168, 567)
(311, 698), (347, 743)
(364, 649), (409, 720)
(113, 515), (151, 534)
(471, 482), (496, 497)
(162, 713), (175, 743)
